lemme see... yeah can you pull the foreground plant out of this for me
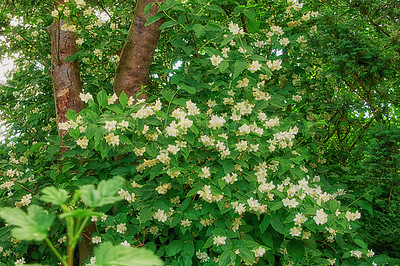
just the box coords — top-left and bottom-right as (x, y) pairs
(0, 176), (163, 266)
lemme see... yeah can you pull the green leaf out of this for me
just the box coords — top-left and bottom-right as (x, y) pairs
(80, 176), (124, 208)
(160, 88), (175, 102)
(65, 109), (78, 121)
(62, 162), (75, 173)
(145, 13), (165, 26)
(159, 20), (178, 30)
(234, 59), (248, 78)
(356, 200), (373, 215)
(287, 240), (305, 263)
(165, 240), (183, 257)
(144, 2), (156, 16)
(0, 206), (56, 241)
(92, 242), (163, 266)
(41, 187), (69, 205)
(219, 250), (232, 266)
(119, 92), (128, 107)
(270, 213), (285, 234)
(260, 215), (271, 234)
(97, 90), (108, 107)
(140, 207), (153, 223)
(218, 60), (229, 72)
(220, 160), (234, 174)
(30, 142), (47, 153)
(192, 24), (204, 38)
(59, 209), (102, 219)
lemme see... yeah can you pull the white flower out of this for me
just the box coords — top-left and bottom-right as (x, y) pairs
(209, 115), (226, 129)
(105, 120), (117, 131)
(213, 235), (226, 246)
(228, 21), (240, 35)
(210, 55), (223, 66)
(180, 219), (192, 227)
(79, 92), (93, 103)
(116, 223), (127, 234)
(120, 240), (130, 247)
(292, 94), (302, 102)
(77, 136), (89, 149)
(289, 226), (302, 237)
(252, 246), (266, 258)
(104, 133), (119, 146)
(248, 61), (262, 73)
(51, 10), (59, 18)
(153, 209), (168, 222)
(108, 93), (118, 105)
(267, 59), (282, 71)
(366, 249), (375, 257)
(350, 250), (362, 259)
(92, 236), (101, 244)
(199, 166), (211, 179)
(313, 209), (328, 225)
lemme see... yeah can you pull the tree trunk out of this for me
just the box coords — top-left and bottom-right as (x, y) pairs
(113, 0), (165, 99)
(47, 9), (84, 138)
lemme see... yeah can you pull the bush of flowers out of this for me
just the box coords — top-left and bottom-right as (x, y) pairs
(0, 0), (382, 265)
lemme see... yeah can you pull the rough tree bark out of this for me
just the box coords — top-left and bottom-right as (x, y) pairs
(113, 0), (165, 99)
(47, 1), (84, 138)
(47, 1), (87, 265)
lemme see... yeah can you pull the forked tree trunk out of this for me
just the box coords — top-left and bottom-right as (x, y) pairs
(47, 10), (84, 138)
(113, 0), (165, 99)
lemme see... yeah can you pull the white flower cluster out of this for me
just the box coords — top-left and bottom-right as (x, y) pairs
(197, 185), (223, 203)
(118, 189), (135, 203)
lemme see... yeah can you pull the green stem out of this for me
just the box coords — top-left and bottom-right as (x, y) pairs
(74, 216), (90, 243)
(44, 237), (67, 266)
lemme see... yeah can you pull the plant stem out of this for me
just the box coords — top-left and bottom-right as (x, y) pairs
(44, 237), (67, 266)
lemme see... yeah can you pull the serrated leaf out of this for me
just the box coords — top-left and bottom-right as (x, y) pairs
(92, 242), (163, 266)
(0, 206), (56, 241)
(41, 187), (69, 205)
(80, 176), (124, 208)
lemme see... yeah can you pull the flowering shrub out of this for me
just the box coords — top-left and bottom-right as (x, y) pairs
(0, 0), (387, 265)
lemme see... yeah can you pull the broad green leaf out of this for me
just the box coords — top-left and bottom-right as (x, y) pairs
(30, 142), (47, 153)
(119, 92), (128, 107)
(92, 242), (163, 266)
(41, 186), (69, 205)
(165, 240), (183, 257)
(140, 207), (153, 223)
(65, 109), (78, 121)
(97, 90), (108, 107)
(62, 162), (75, 173)
(144, 2), (156, 16)
(220, 160), (234, 174)
(159, 20), (178, 30)
(270, 213), (285, 234)
(0, 206), (56, 241)
(260, 215), (271, 234)
(80, 176), (124, 208)
(287, 240), (305, 263)
(234, 59), (248, 78)
(145, 13), (165, 26)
